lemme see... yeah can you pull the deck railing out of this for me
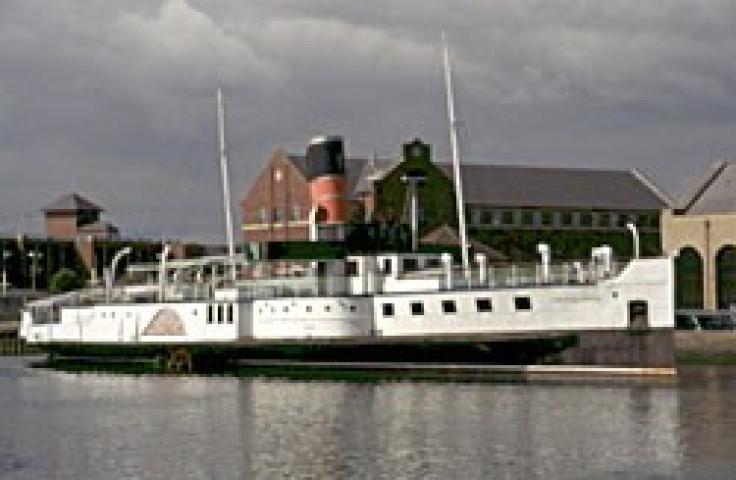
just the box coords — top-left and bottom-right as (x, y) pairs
(42, 259), (626, 307)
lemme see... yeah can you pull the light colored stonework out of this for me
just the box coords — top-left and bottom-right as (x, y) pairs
(662, 209), (736, 309)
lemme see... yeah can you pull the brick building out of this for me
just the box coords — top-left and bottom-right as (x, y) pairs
(242, 136), (671, 260)
(43, 192), (119, 241)
(241, 136), (381, 251)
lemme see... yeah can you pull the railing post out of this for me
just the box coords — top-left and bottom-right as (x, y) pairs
(475, 253), (487, 287)
(441, 253), (453, 290)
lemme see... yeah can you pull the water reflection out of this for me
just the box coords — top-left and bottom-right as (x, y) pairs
(4, 359), (736, 479)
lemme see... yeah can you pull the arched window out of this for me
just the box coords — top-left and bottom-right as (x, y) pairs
(675, 247), (703, 309)
(716, 245), (736, 309)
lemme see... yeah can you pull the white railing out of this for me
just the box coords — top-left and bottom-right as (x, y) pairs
(29, 259), (630, 310)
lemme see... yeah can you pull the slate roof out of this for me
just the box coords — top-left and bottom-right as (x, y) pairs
(420, 224), (507, 262)
(78, 221), (119, 233)
(43, 192), (103, 213)
(434, 163), (670, 210)
(679, 161), (736, 215)
(352, 158), (400, 196)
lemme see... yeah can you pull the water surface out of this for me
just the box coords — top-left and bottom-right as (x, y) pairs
(1, 357), (735, 479)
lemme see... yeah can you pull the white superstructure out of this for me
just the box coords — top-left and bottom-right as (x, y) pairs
(19, 251), (674, 345)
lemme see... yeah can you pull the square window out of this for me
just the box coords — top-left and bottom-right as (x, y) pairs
(560, 211), (573, 226)
(540, 211), (554, 226)
(349, 305), (357, 312)
(410, 302), (424, 315)
(476, 298), (493, 312)
(382, 303), (394, 317)
(291, 205), (302, 221)
(521, 209), (535, 226)
(514, 297), (532, 311)
(580, 212), (593, 227)
(502, 210), (515, 225)
(324, 305), (331, 312)
(442, 300), (457, 314)
(306, 305), (312, 313)
(481, 210), (494, 224)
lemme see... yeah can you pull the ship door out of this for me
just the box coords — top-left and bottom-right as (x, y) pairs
(628, 300), (649, 329)
(317, 261), (327, 295)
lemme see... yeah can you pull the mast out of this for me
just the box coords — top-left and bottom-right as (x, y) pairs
(217, 87), (237, 283)
(442, 33), (471, 281)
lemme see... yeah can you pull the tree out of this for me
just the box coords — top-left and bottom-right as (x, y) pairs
(49, 268), (86, 293)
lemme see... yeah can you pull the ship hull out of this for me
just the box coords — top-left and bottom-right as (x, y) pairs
(35, 328), (674, 368)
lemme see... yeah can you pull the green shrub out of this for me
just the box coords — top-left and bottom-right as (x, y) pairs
(49, 268), (86, 293)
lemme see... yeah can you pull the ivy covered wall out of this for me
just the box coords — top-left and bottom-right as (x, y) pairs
(374, 140), (457, 236)
(470, 229), (661, 262)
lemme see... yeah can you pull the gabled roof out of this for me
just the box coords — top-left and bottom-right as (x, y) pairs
(678, 160), (736, 215)
(43, 192), (102, 213)
(435, 163), (670, 210)
(285, 153), (387, 199)
(352, 158), (401, 196)
(420, 224), (507, 262)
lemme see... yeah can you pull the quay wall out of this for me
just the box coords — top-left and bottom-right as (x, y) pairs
(675, 331), (736, 355)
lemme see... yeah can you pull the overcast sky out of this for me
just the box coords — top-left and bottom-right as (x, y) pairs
(1, 0), (734, 242)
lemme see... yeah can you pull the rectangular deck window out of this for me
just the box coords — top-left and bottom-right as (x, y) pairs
(217, 304), (224, 324)
(227, 304), (233, 324)
(346, 261), (358, 277)
(402, 258), (419, 272)
(382, 303), (394, 317)
(442, 300), (457, 314)
(207, 305), (213, 324)
(410, 302), (424, 316)
(514, 296), (532, 311)
(476, 298), (493, 312)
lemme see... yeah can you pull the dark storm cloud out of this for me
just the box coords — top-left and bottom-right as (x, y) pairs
(0, 0), (734, 241)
